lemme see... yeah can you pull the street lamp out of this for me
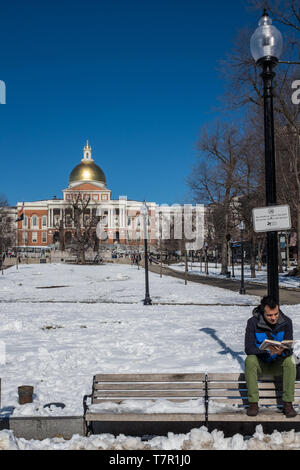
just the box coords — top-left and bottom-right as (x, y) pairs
(250, 10), (283, 304)
(141, 200), (152, 305)
(239, 221), (245, 295)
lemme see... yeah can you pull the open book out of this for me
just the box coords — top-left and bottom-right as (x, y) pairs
(259, 339), (296, 351)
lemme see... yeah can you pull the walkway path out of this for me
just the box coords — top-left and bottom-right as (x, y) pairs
(147, 263), (300, 306)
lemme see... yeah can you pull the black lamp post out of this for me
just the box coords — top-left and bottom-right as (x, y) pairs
(239, 221), (246, 295)
(250, 10), (283, 304)
(141, 201), (152, 305)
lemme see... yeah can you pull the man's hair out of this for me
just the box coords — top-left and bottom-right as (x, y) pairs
(260, 295), (278, 310)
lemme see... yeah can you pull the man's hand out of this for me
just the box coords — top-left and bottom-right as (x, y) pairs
(267, 345), (285, 355)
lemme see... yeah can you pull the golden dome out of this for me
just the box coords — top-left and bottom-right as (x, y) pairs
(69, 141), (106, 185)
(69, 160), (106, 184)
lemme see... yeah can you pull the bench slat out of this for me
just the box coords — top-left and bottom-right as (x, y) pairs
(94, 383), (205, 391)
(207, 373), (245, 381)
(207, 382), (297, 390)
(93, 390), (205, 398)
(208, 391), (248, 397)
(209, 397), (300, 405)
(94, 373), (206, 382)
(207, 390), (256, 397)
(209, 398), (276, 405)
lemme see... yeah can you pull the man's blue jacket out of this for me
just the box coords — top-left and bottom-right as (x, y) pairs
(245, 306), (294, 363)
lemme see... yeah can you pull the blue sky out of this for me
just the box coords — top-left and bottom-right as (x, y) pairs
(0, 0), (260, 206)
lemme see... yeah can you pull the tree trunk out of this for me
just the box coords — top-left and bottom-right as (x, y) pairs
(59, 219), (65, 252)
(79, 246), (85, 264)
(160, 249), (162, 278)
(220, 240), (228, 275)
(184, 250), (188, 285)
(257, 237), (265, 272)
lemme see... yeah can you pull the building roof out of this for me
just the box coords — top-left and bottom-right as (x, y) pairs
(69, 141), (106, 186)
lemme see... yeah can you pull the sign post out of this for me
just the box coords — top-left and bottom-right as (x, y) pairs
(252, 205), (291, 233)
(252, 204), (291, 304)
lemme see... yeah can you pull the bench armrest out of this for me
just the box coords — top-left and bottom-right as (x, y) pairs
(83, 394), (92, 415)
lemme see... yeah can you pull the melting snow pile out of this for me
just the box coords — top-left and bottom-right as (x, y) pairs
(1, 425), (300, 450)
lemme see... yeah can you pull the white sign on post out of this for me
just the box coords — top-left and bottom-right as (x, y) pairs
(252, 205), (291, 233)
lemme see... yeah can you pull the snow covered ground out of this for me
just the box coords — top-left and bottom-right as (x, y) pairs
(0, 262), (300, 450)
(170, 262), (300, 289)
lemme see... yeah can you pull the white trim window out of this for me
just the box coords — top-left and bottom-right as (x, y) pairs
(22, 215), (28, 228)
(42, 232), (47, 243)
(31, 215), (38, 228)
(32, 232), (38, 243)
(42, 215), (47, 228)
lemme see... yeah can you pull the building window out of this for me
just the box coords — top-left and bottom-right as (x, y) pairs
(32, 232), (38, 243)
(42, 232), (47, 243)
(102, 194), (108, 201)
(66, 214), (72, 227)
(23, 231), (28, 243)
(31, 215), (38, 228)
(42, 215), (47, 227)
(22, 215), (28, 228)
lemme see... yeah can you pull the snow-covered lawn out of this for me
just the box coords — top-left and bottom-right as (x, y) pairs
(0, 262), (300, 449)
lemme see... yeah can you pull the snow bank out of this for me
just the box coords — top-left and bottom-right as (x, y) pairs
(1, 425), (300, 450)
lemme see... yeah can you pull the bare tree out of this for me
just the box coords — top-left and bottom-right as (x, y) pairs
(219, 1), (300, 271)
(0, 195), (15, 255)
(66, 195), (98, 264)
(187, 123), (243, 275)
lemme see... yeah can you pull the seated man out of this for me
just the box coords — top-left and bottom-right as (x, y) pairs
(244, 295), (297, 417)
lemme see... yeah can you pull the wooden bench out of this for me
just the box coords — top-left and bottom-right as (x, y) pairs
(206, 373), (300, 423)
(83, 373), (206, 436)
(83, 373), (300, 436)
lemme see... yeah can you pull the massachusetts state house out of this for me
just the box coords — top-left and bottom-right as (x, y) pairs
(16, 142), (157, 250)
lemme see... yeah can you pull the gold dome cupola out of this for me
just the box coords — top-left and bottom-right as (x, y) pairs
(69, 141), (106, 188)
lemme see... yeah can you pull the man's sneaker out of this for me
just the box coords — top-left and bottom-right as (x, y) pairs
(283, 402), (297, 418)
(247, 403), (258, 416)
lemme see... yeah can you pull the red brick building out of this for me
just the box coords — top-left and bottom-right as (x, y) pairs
(17, 142), (156, 251)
